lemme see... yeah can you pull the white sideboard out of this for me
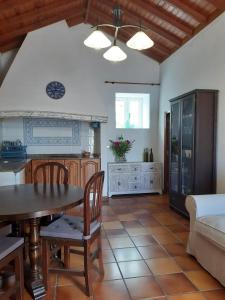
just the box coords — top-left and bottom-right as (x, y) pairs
(108, 162), (162, 197)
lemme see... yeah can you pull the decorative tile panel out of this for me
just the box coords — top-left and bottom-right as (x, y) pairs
(23, 118), (80, 146)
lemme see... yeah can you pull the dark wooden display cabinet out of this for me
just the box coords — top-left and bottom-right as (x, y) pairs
(169, 89), (218, 217)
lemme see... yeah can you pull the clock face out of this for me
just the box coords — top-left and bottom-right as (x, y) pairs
(46, 81), (65, 99)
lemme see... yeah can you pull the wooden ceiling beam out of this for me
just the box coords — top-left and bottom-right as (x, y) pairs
(92, 0), (183, 46)
(0, 2), (84, 43)
(84, 0), (92, 23)
(133, 0), (193, 36)
(0, 0), (34, 12)
(0, 0), (82, 31)
(66, 15), (84, 27)
(207, 0), (225, 9)
(0, 35), (26, 53)
(166, 0), (207, 23)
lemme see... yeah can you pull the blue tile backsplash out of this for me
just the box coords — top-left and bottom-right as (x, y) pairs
(23, 118), (80, 146)
(0, 118), (97, 154)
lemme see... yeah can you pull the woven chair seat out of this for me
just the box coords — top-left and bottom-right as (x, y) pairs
(40, 215), (101, 240)
(0, 237), (24, 260)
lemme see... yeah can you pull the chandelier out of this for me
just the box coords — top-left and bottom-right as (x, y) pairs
(84, 5), (154, 62)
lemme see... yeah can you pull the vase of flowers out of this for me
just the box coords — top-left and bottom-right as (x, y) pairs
(109, 135), (134, 162)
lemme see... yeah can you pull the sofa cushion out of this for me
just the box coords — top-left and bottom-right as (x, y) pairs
(195, 215), (225, 249)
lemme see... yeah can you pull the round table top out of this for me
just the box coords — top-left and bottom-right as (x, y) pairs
(0, 184), (84, 221)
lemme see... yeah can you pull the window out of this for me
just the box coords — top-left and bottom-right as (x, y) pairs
(115, 93), (150, 129)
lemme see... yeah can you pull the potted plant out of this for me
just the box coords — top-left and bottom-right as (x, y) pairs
(109, 135), (134, 162)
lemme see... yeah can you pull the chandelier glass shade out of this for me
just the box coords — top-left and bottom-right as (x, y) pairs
(83, 5), (154, 62)
(103, 44), (127, 62)
(84, 29), (112, 49)
(126, 31), (154, 50)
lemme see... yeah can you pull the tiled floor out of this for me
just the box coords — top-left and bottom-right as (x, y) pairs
(24, 194), (225, 300)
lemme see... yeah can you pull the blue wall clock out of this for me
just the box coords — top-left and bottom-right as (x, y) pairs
(46, 81), (65, 99)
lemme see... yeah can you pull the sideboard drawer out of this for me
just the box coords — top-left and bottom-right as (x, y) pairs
(109, 164), (129, 173)
(142, 163), (161, 172)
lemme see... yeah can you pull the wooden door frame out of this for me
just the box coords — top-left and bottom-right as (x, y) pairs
(163, 112), (170, 194)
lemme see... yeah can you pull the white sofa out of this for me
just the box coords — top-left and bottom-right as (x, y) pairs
(186, 194), (225, 286)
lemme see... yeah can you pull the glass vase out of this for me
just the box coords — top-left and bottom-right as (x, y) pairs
(114, 154), (126, 163)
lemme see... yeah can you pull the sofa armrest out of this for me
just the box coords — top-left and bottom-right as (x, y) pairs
(186, 194), (225, 219)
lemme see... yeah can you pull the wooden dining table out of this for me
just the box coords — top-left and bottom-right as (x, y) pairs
(0, 183), (84, 299)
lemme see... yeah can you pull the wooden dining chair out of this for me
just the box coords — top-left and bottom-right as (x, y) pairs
(33, 161), (69, 184)
(0, 237), (24, 300)
(40, 171), (105, 296)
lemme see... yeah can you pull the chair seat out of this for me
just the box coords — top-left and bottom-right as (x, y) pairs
(40, 215), (101, 240)
(0, 237), (24, 261)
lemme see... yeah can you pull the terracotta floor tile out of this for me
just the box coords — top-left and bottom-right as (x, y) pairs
(138, 245), (168, 259)
(146, 226), (170, 235)
(146, 257), (182, 275)
(203, 289), (225, 300)
(118, 260), (152, 278)
(174, 232), (189, 244)
(126, 227), (149, 236)
(153, 232), (179, 245)
(102, 249), (116, 263)
(103, 221), (123, 230)
(105, 229), (128, 238)
(56, 285), (91, 300)
(118, 213), (137, 221)
(93, 280), (131, 300)
(113, 247), (142, 262)
(138, 217), (161, 227)
(57, 274), (85, 287)
(166, 224), (189, 233)
(185, 270), (222, 291)
(157, 273), (197, 295)
(153, 213), (179, 225)
(122, 221), (143, 228)
(109, 236), (134, 249)
(103, 263), (122, 280)
(131, 235), (158, 247)
(168, 292), (205, 300)
(164, 243), (187, 257)
(125, 276), (164, 299)
(174, 256), (202, 271)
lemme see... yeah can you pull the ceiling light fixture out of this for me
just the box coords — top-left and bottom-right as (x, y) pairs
(83, 5), (154, 62)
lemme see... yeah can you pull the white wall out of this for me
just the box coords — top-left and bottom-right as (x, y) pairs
(0, 22), (160, 195)
(159, 12), (225, 193)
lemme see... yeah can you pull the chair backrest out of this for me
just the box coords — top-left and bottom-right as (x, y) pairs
(83, 171), (104, 236)
(33, 162), (69, 184)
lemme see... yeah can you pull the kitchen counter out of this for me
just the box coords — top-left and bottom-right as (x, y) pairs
(0, 154), (100, 173)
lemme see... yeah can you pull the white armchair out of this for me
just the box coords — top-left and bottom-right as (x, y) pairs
(186, 194), (225, 286)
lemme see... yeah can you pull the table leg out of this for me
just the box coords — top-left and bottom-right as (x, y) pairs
(26, 218), (46, 299)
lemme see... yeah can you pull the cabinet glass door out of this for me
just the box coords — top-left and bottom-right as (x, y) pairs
(181, 96), (194, 195)
(170, 101), (180, 193)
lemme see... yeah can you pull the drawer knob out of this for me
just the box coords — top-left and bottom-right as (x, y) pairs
(134, 185), (137, 189)
(117, 168), (122, 171)
(118, 182), (121, 186)
(135, 177), (137, 180)
(134, 168), (137, 171)
(150, 180), (153, 184)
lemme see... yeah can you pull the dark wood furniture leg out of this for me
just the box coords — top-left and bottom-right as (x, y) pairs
(15, 246), (24, 299)
(26, 218), (46, 299)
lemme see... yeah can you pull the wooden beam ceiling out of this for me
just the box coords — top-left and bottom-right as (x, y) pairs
(0, 0), (224, 63)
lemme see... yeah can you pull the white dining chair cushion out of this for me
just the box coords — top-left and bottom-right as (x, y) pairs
(0, 237), (24, 261)
(40, 215), (101, 240)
